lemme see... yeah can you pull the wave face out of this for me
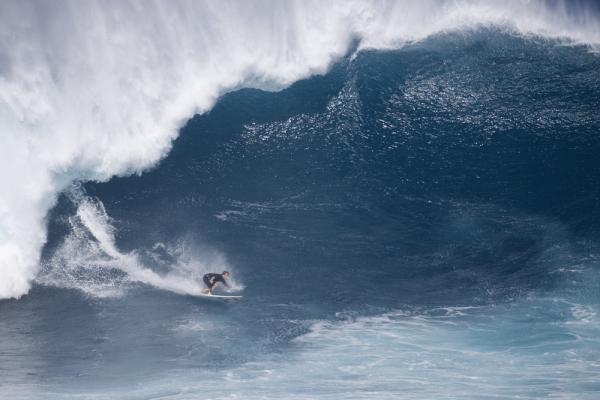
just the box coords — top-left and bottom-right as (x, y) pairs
(2, 26), (599, 399)
(2, 2), (600, 400)
(1, 0), (600, 300)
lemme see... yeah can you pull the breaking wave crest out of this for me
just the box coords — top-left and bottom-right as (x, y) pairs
(1, 0), (600, 298)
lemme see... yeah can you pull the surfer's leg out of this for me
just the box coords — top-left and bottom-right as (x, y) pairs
(203, 282), (216, 295)
(202, 276), (213, 293)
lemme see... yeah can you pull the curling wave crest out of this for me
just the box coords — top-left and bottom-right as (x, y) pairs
(1, 0), (599, 298)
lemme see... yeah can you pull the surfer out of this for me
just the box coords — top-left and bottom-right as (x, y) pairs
(202, 271), (231, 294)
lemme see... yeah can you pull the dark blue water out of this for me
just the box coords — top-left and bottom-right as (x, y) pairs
(3, 30), (600, 399)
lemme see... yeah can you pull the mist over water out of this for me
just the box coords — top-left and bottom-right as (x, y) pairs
(2, 1), (600, 399)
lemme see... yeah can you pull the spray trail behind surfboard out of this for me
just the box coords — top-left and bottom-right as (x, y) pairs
(38, 187), (242, 297)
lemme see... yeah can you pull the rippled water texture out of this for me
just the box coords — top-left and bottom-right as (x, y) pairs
(2, 28), (600, 399)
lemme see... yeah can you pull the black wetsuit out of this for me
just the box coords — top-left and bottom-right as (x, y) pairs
(203, 273), (229, 290)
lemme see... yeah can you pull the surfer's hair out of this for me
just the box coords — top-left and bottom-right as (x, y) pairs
(222, 270), (230, 275)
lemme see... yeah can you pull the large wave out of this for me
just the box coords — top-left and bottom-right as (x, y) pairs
(1, 0), (599, 299)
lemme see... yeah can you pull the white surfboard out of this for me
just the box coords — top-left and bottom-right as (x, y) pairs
(192, 293), (243, 302)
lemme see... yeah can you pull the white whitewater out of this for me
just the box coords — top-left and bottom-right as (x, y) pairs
(1, 0), (599, 299)
(38, 190), (239, 297)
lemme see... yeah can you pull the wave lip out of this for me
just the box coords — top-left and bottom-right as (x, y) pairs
(2, 0), (600, 299)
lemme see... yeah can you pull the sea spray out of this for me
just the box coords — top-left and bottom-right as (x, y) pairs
(38, 187), (242, 297)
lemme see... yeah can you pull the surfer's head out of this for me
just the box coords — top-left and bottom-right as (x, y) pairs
(222, 270), (230, 277)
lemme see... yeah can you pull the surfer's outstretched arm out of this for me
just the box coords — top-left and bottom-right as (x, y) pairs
(218, 271), (231, 289)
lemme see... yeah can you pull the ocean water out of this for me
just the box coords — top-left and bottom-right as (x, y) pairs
(2, 2), (600, 399)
